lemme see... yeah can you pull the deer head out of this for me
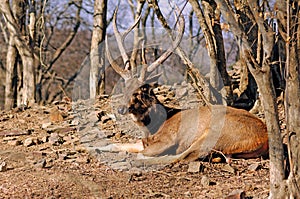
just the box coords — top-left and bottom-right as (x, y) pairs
(106, 7), (185, 137)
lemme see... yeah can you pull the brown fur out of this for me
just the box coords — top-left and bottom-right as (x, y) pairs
(108, 84), (269, 163)
(141, 105), (268, 160)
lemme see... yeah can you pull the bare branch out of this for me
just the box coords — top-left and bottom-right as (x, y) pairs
(47, 0), (83, 72)
(0, 17), (8, 44)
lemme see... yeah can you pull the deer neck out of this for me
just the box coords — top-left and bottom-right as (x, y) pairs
(134, 102), (181, 134)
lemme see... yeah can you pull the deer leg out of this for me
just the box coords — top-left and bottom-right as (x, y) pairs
(132, 130), (212, 166)
(96, 140), (144, 153)
(141, 134), (178, 157)
(173, 129), (212, 162)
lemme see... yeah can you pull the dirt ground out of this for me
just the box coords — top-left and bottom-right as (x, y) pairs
(0, 86), (271, 198)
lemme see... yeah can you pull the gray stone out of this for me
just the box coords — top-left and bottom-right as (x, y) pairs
(0, 162), (7, 172)
(188, 161), (202, 173)
(23, 137), (35, 147)
(226, 189), (245, 199)
(200, 175), (210, 187)
(34, 159), (46, 168)
(42, 122), (52, 129)
(222, 164), (235, 174)
(49, 133), (61, 145)
(7, 140), (22, 146)
(248, 163), (260, 171)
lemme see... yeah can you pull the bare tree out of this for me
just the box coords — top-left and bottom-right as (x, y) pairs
(90, 0), (107, 97)
(37, 0), (83, 103)
(189, 0), (232, 105)
(277, 1), (300, 197)
(0, 0), (86, 108)
(215, 0), (300, 197)
(1, 0), (35, 109)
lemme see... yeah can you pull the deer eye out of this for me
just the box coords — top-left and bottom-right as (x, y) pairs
(118, 105), (128, 115)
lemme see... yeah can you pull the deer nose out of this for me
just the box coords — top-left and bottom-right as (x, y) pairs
(118, 105), (128, 115)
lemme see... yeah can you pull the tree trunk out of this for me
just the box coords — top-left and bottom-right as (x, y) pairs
(18, 46), (35, 106)
(1, 0), (36, 107)
(284, 1), (300, 196)
(4, 38), (17, 110)
(129, 0), (145, 76)
(247, 60), (286, 198)
(202, 0), (232, 103)
(90, 0), (107, 97)
(189, 0), (230, 104)
(215, 0), (286, 197)
(285, 37), (300, 198)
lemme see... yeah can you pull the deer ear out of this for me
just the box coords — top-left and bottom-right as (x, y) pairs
(145, 72), (162, 84)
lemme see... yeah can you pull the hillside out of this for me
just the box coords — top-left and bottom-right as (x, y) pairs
(0, 84), (270, 198)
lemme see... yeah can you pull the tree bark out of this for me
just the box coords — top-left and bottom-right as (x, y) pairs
(215, 0), (286, 197)
(189, 0), (231, 104)
(129, 0), (145, 76)
(1, 0), (36, 107)
(90, 0), (107, 97)
(4, 37), (17, 110)
(284, 1), (300, 196)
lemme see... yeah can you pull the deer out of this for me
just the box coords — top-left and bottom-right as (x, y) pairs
(98, 7), (269, 165)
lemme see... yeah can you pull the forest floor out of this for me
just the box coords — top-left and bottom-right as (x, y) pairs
(0, 84), (271, 198)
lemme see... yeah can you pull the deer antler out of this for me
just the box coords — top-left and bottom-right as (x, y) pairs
(139, 40), (148, 82)
(137, 7), (185, 83)
(145, 9), (185, 74)
(106, 6), (142, 82)
(107, 5), (184, 85)
(106, 37), (131, 81)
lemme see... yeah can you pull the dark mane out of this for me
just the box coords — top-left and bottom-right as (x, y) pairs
(127, 84), (181, 134)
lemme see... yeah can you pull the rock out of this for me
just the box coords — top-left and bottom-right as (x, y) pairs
(188, 161), (202, 173)
(248, 163), (260, 171)
(75, 146), (87, 153)
(71, 118), (80, 126)
(42, 122), (52, 129)
(56, 127), (76, 135)
(49, 133), (62, 145)
(0, 162), (7, 172)
(76, 155), (90, 164)
(49, 107), (64, 123)
(2, 136), (17, 141)
(63, 136), (79, 146)
(176, 87), (188, 98)
(23, 137), (35, 147)
(184, 191), (192, 197)
(34, 159), (46, 168)
(86, 112), (99, 123)
(110, 161), (131, 171)
(222, 164), (235, 174)
(225, 189), (245, 199)
(200, 175), (210, 187)
(0, 130), (29, 137)
(79, 127), (104, 143)
(63, 135), (72, 142)
(7, 140), (22, 146)
(41, 136), (49, 143)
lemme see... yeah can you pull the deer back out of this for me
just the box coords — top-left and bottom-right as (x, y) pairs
(140, 105), (268, 159)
